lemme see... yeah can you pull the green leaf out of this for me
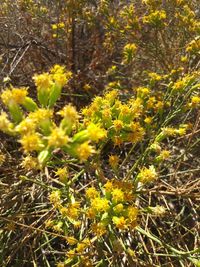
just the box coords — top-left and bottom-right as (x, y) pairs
(48, 84), (62, 108)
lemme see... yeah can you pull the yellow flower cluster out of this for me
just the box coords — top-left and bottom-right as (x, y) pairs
(137, 165), (157, 183)
(82, 90), (146, 146)
(1, 87), (28, 106)
(85, 179), (138, 234)
(143, 10), (167, 27)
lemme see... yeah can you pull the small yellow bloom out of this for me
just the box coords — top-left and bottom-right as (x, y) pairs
(87, 123), (107, 142)
(1, 89), (13, 105)
(148, 72), (162, 82)
(144, 117), (153, 124)
(67, 202), (80, 219)
(86, 187), (99, 199)
(21, 155), (39, 170)
(112, 216), (127, 230)
(137, 87), (150, 97)
(29, 109), (53, 123)
(58, 104), (78, 123)
(76, 238), (90, 253)
(49, 190), (61, 206)
(109, 154), (120, 169)
(66, 236), (78, 245)
(113, 203), (124, 213)
(127, 206), (138, 221)
(20, 133), (43, 153)
(123, 43), (137, 63)
(160, 150), (170, 160)
(53, 221), (63, 233)
(66, 249), (76, 258)
(91, 222), (107, 237)
(91, 197), (110, 213)
(77, 142), (95, 161)
(138, 165), (157, 183)
(0, 112), (14, 133)
(104, 181), (113, 192)
(190, 95), (200, 107)
(15, 118), (36, 134)
(48, 127), (69, 147)
(55, 167), (68, 183)
(33, 73), (53, 92)
(11, 88), (28, 104)
(83, 84), (91, 91)
(1, 87), (27, 106)
(112, 188), (125, 203)
(113, 120), (123, 132)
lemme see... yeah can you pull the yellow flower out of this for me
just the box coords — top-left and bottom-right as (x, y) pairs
(161, 127), (177, 136)
(1, 89), (13, 105)
(112, 188), (125, 203)
(109, 155), (119, 169)
(55, 167), (68, 183)
(53, 73), (67, 88)
(49, 190), (61, 206)
(67, 202), (80, 219)
(86, 208), (96, 219)
(87, 123), (107, 142)
(59, 207), (68, 217)
(104, 181), (113, 192)
(50, 65), (65, 74)
(138, 165), (157, 183)
(105, 90), (118, 104)
(76, 238), (90, 253)
(20, 133), (43, 153)
(190, 95), (200, 107)
(66, 236), (78, 245)
(66, 249), (76, 259)
(45, 219), (54, 229)
(186, 39), (200, 54)
(58, 104), (78, 123)
(128, 122), (145, 143)
(148, 72), (162, 82)
(51, 65), (72, 88)
(48, 127), (69, 147)
(33, 73), (53, 92)
(136, 87), (150, 97)
(91, 222), (107, 237)
(83, 84), (91, 91)
(123, 43), (137, 63)
(77, 142), (95, 161)
(113, 136), (123, 146)
(127, 206), (138, 221)
(21, 155), (39, 170)
(53, 221), (63, 233)
(15, 118), (36, 134)
(113, 203), (124, 213)
(113, 120), (123, 132)
(159, 150), (170, 160)
(86, 187), (99, 199)
(11, 88), (28, 104)
(143, 10), (166, 26)
(1, 87), (28, 105)
(29, 109), (53, 123)
(0, 112), (14, 133)
(91, 197), (110, 213)
(112, 216), (127, 230)
(144, 117), (153, 124)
